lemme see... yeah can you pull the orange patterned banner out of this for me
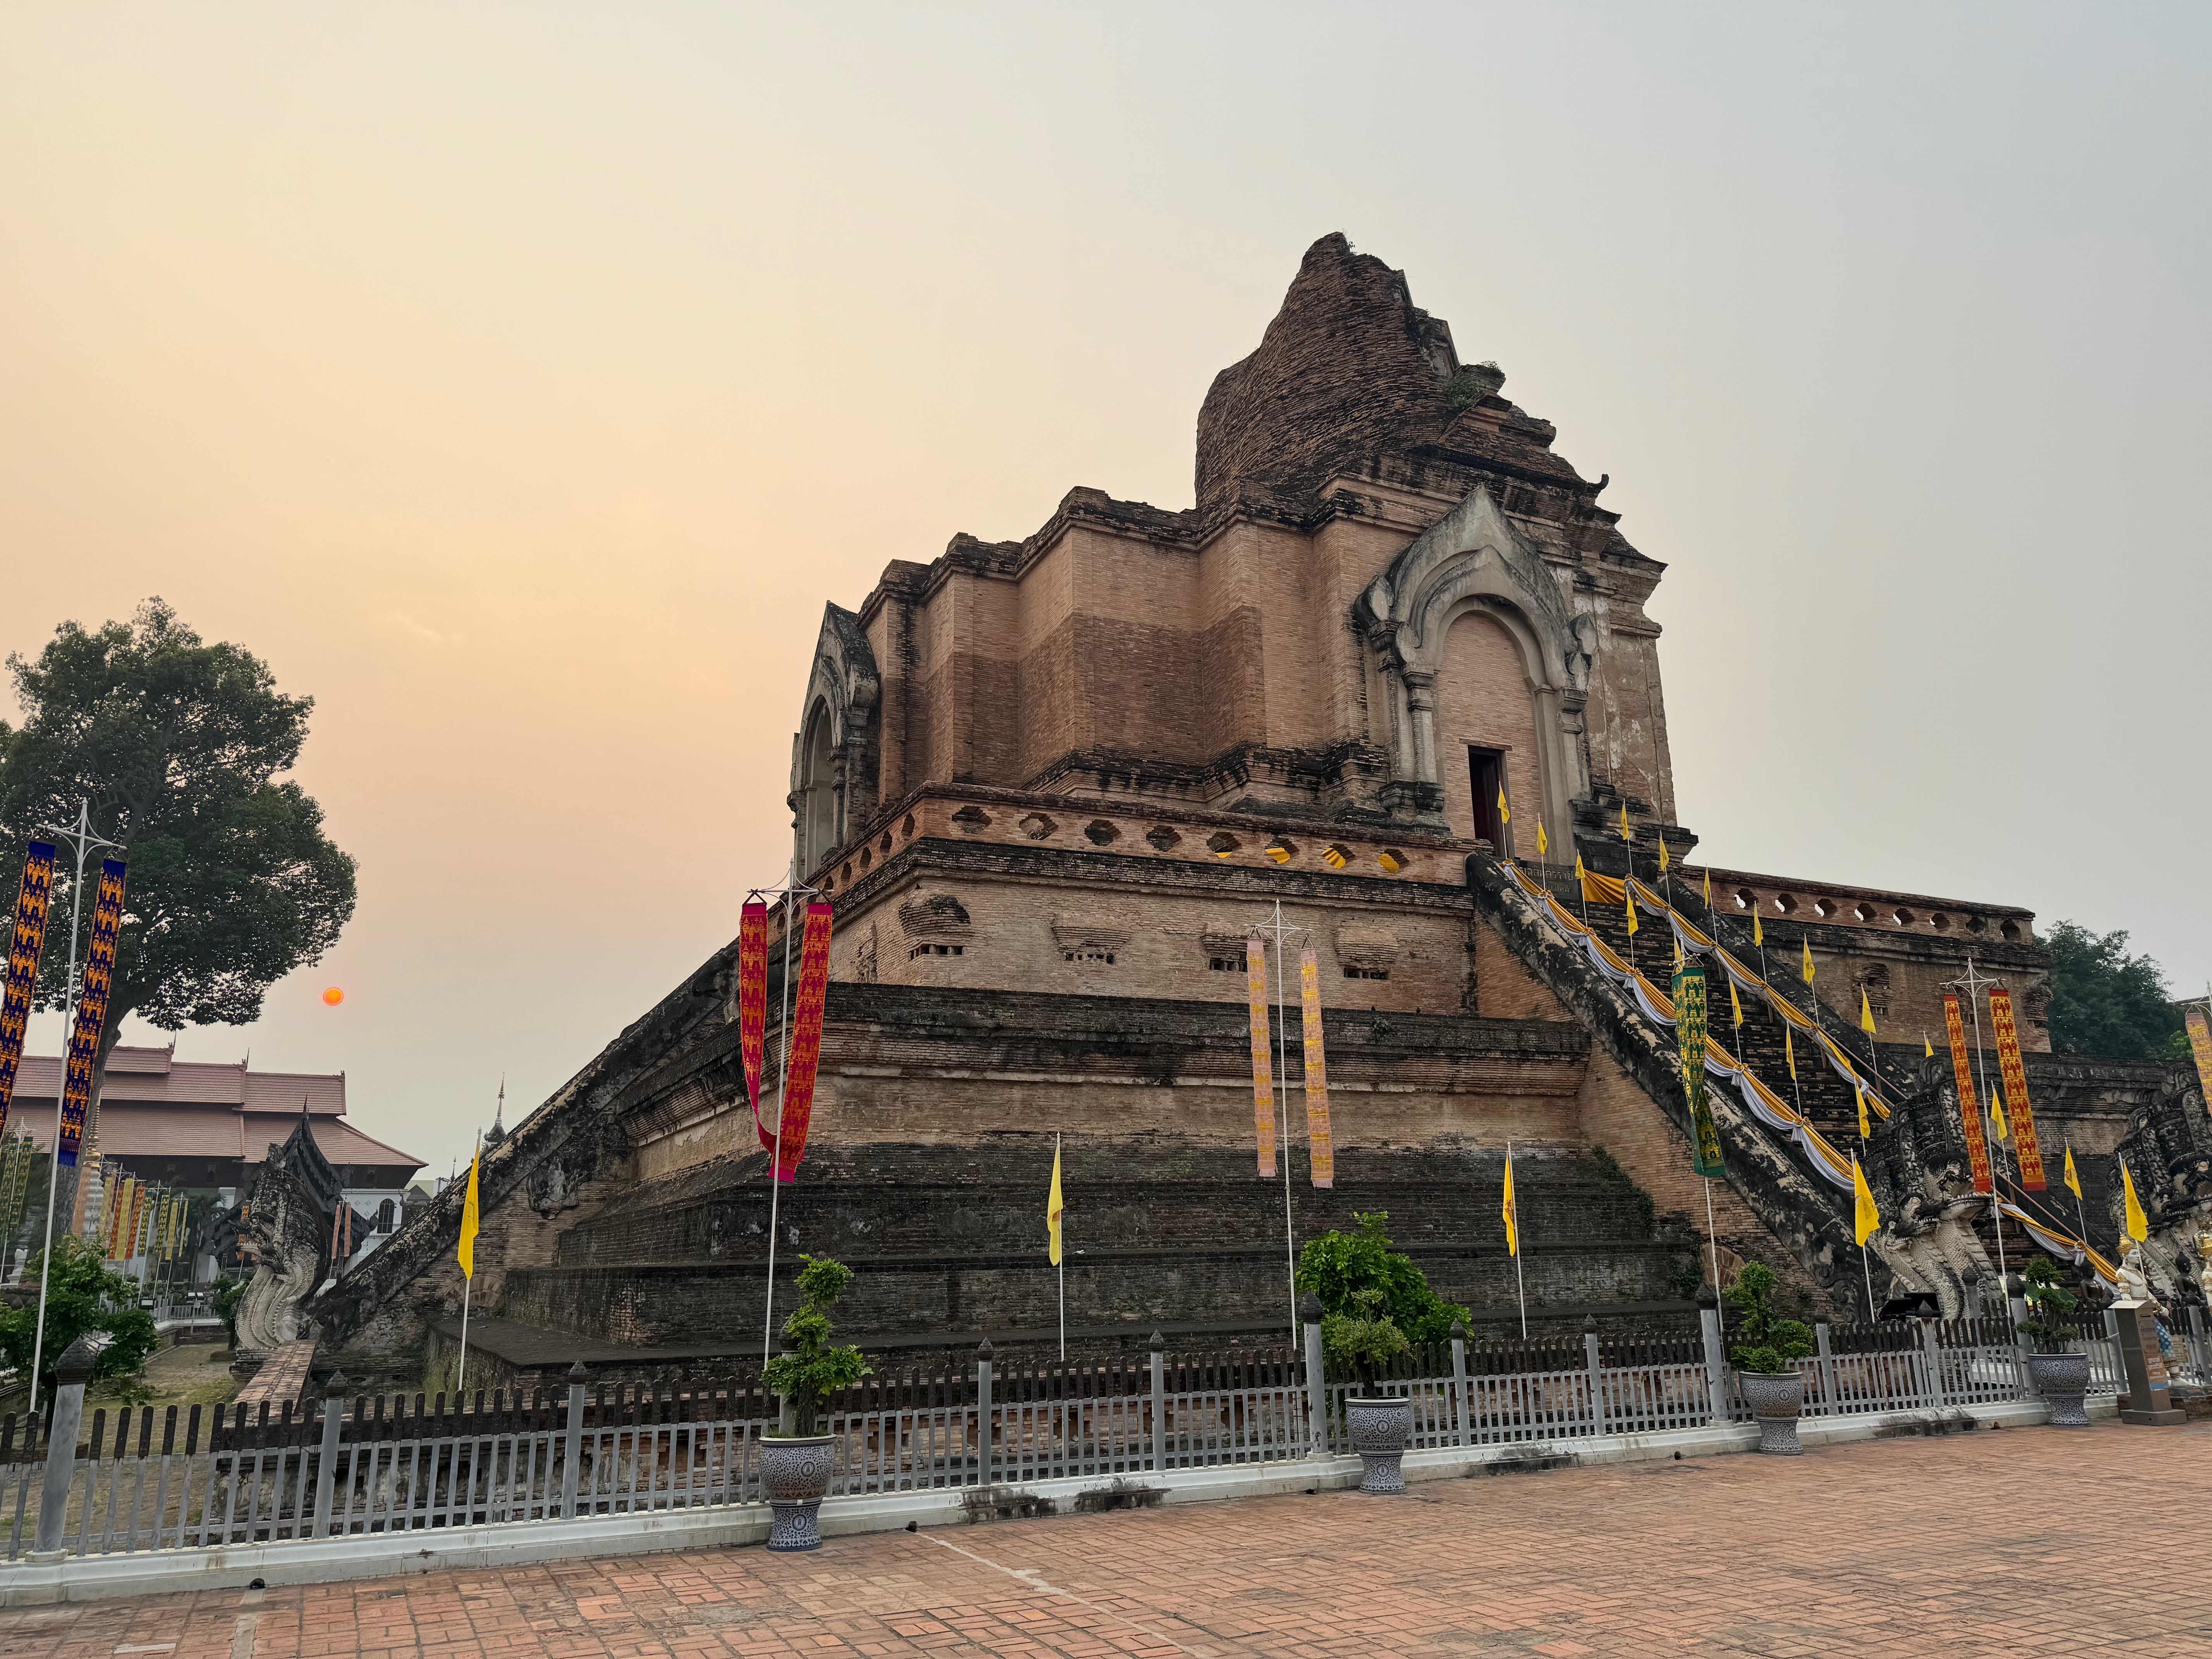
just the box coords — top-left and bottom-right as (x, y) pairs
(2186, 1006), (2212, 1116)
(1942, 994), (1992, 1196)
(1298, 948), (1334, 1189)
(738, 902), (771, 1151)
(0, 842), (56, 1147)
(58, 858), (127, 1168)
(1247, 938), (1275, 1179)
(1988, 988), (2045, 1191)
(772, 903), (835, 1183)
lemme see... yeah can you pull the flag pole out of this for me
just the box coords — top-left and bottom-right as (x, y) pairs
(1862, 1238), (1876, 1322)
(762, 866), (800, 1366)
(1702, 1177), (1724, 1338)
(1273, 900), (1297, 1346)
(1507, 1140), (1527, 1340)
(456, 1129), (480, 1399)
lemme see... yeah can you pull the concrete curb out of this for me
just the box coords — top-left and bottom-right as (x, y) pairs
(0, 1395), (2112, 1605)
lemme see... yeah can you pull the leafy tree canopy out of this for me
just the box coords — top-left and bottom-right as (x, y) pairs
(0, 599), (356, 1047)
(0, 1236), (158, 1407)
(2044, 921), (2186, 1062)
(1294, 1210), (1469, 1347)
(761, 1254), (871, 1436)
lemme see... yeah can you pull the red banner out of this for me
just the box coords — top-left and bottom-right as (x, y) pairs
(1988, 988), (2045, 1191)
(771, 903), (835, 1183)
(0, 842), (57, 1146)
(1298, 948), (1333, 1188)
(1941, 994), (1992, 1196)
(1247, 938), (1275, 1179)
(738, 902), (770, 1151)
(57, 858), (127, 1169)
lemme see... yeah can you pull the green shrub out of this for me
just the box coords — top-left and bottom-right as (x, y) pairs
(2014, 1258), (2080, 1354)
(1723, 1261), (1814, 1376)
(1294, 1210), (1469, 1345)
(1321, 1287), (1412, 1395)
(0, 1237), (159, 1408)
(761, 1254), (871, 1437)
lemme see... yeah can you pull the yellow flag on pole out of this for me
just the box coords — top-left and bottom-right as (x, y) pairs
(1497, 785), (1510, 826)
(1801, 939), (1816, 984)
(1924, 1033), (1934, 1058)
(1657, 837), (1670, 873)
(1784, 1026), (1796, 1081)
(1989, 1087), (2009, 1142)
(1856, 1087), (1871, 1141)
(1729, 979), (1744, 1029)
(1047, 1136), (1065, 1266)
(1620, 802), (1632, 842)
(2123, 1163), (2148, 1243)
(1860, 989), (1877, 1037)
(1702, 869), (1712, 909)
(1753, 910), (1764, 947)
(1536, 820), (1548, 857)
(457, 1150), (481, 1281)
(2063, 1144), (2082, 1201)
(1852, 1155), (1880, 1247)
(1502, 1150), (1518, 1257)
(1625, 888), (1639, 936)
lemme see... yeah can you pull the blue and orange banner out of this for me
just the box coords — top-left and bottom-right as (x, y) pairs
(738, 902), (770, 1149)
(0, 842), (57, 1146)
(1942, 994), (1992, 1195)
(1298, 948), (1334, 1189)
(57, 858), (127, 1168)
(1988, 988), (2045, 1190)
(771, 902), (835, 1183)
(1247, 938), (1275, 1179)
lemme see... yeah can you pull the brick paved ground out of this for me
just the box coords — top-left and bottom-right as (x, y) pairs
(5, 1420), (2209, 1659)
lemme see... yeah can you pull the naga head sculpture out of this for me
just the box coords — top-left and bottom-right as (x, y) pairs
(230, 1101), (342, 1360)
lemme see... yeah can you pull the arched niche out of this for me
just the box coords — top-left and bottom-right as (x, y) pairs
(787, 603), (881, 878)
(1354, 484), (1590, 842)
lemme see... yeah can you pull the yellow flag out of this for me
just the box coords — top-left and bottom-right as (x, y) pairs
(1702, 870), (1712, 909)
(2063, 1144), (2082, 1201)
(1657, 836), (1670, 872)
(1856, 1087), (1870, 1141)
(457, 1149), (481, 1281)
(1047, 1135), (1065, 1266)
(1729, 979), (1744, 1029)
(1860, 989), (1877, 1037)
(1784, 1026), (1796, 1081)
(1535, 819), (1548, 857)
(1625, 889), (1639, 936)
(1619, 802), (1632, 842)
(1923, 1034), (1934, 1058)
(1753, 910), (1764, 947)
(1801, 939), (1816, 984)
(1852, 1155), (1880, 1247)
(1989, 1087), (2008, 1142)
(1502, 1150), (1518, 1257)
(2122, 1163), (2148, 1243)
(1574, 852), (1586, 886)
(1497, 784), (1510, 826)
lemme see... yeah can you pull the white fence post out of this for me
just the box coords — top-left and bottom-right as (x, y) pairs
(1698, 1291), (1728, 1423)
(2008, 1275), (2036, 1396)
(1814, 1322), (1836, 1419)
(560, 1362), (587, 1518)
(312, 1370), (347, 1536)
(975, 1341), (994, 1490)
(1449, 1320), (1469, 1449)
(1918, 1316), (1945, 1410)
(1149, 1332), (1166, 1473)
(32, 1335), (96, 1558)
(1583, 1317), (1605, 1436)
(2189, 1306), (2209, 1384)
(1299, 1296), (1327, 1459)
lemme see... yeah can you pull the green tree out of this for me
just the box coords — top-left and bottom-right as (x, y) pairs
(1294, 1210), (1469, 1346)
(0, 1236), (158, 1408)
(1320, 1286), (1412, 1395)
(1723, 1261), (1814, 1377)
(0, 599), (356, 1108)
(2044, 921), (2184, 1061)
(761, 1254), (871, 1437)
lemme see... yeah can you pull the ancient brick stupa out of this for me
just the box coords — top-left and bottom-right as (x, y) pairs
(323, 236), (2193, 1383)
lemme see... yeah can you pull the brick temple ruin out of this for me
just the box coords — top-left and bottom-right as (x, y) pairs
(318, 235), (2210, 1383)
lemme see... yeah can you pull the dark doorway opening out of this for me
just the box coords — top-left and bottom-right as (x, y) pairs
(1469, 747), (1508, 850)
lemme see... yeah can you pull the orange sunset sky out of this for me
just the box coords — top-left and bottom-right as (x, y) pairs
(4, 5), (2207, 1177)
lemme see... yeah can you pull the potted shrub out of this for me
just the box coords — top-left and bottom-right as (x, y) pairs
(759, 1254), (870, 1551)
(1724, 1262), (1815, 1456)
(2013, 1259), (2090, 1427)
(1325, 1288), (1414, 1493)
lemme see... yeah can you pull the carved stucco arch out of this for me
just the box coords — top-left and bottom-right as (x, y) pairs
(1355, 484), (1591, 839)
(788, 604), (881, 878)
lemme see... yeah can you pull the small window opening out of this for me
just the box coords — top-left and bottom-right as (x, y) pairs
(1064, 950), (1116, 965)
(1343, 967), (1390, 981)
(909, 943), (965, 960)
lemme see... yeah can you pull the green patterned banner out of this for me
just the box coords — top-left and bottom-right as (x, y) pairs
(1674, 964), (1724, 1177)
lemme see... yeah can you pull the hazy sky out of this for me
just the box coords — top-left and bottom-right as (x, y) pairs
(4, 4), (2206, 1178)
